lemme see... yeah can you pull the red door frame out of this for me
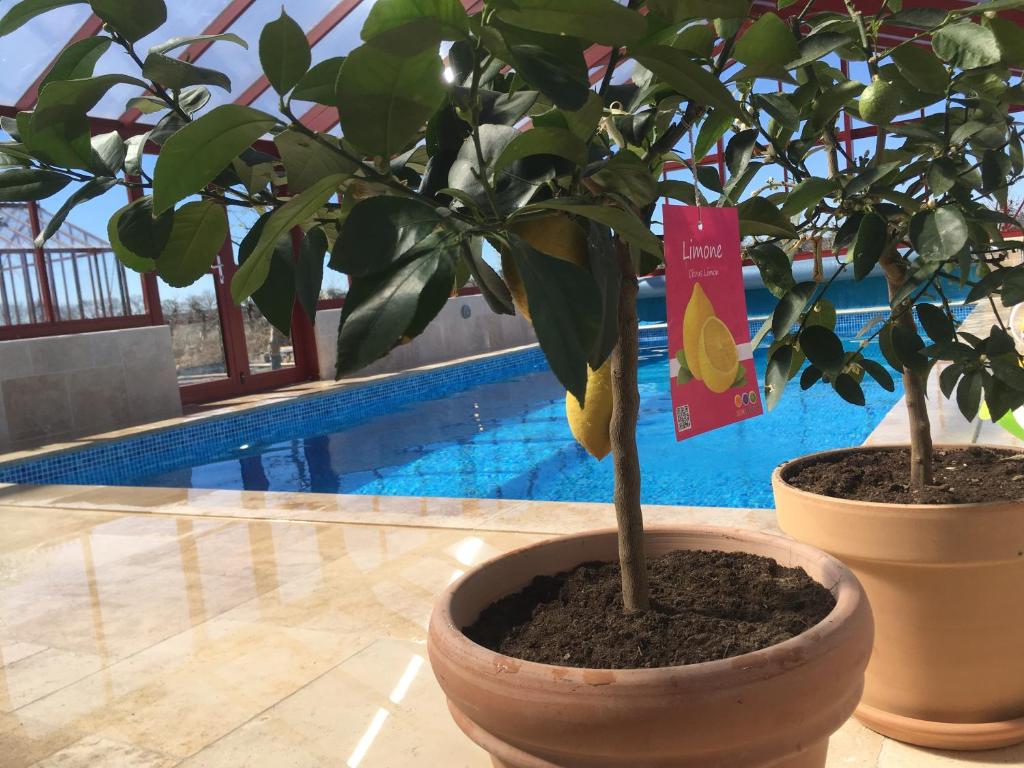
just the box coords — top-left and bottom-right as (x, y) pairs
(177, 230), (320, 406)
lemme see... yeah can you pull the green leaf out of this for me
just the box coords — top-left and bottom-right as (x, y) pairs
(787, 31), (851, 68)
(296, 227), (328, 323)
(589, 152), (658, 208)
(753, 92), (801, 133)
(737, 197), (797, 238)
(657, 180), (696, 205)
(292, 57), (345, 104)
(116, 195), (173, 261)
(585, 222), (620, 370)
(852, 213), (887, 281)
(260, 9), (310, 95)
(860, 358), (896, 392)
(932, 22), (1002, 70)
(766, 345), (793, 411)
(0, 168), (70, 201)
(39, 37), (110, 91)
(940, 362), (963, 398)
(90, 130), (124, 175)
(142, 53), (232, 92)
(0, 0), (83, 37)
(809, 80), (865, 133)
(800, 325), (845, 374)
(156, 200), (227, 288)
(781, 176), (836, 216)
(362, 0), (468, 54)
(734, 12), (799, 68)
(491, 127), (588, 180)
(693, 109), (732, 162)
(336, 251), (447, 375)
(635, 46), (743, 119)
(403, 249), (457, 341)
(336, 44), (446, 158)
(771, 281), (815, 338)
(520, 199), (663, 258)
(834, 374), (866, 406)
(34, 176), (114, 246)
(153, 105), (278, 214)
(927, 158), (958, 196)
(462, 239), (513, 315)
(501, 32), (589, 111)
(447, 124), (540, 214)
(909, 206), (968, 261)
(107, 201), (155, 273)
(238, 214), (295, 336)
(747, 242), (794, 299)
(232, 174), (347, 303)
(333, 196), (446, 277)
(495, 0), (645, 45)
(916, 303), (955, 343)
(891, 44), (948, 94)
(647, 0), (749, 20)
(956, 370), (982, 421)
(800, 365), (823, 390)
(274, 129), (357, 193)
(90, 0), (165, 42)
(26, 74), (146, 170)
(725, 129), (757, 178)
(149, 32), (246, 56)
(506, 233), (602, 402)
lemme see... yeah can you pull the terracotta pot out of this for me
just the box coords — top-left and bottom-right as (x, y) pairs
(774, 445), (1024, 750)
(428, 526), (872, 767)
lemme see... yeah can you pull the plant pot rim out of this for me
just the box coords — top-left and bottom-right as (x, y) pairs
(774, 443), (1024, 512)
(431, 524), (866, 687)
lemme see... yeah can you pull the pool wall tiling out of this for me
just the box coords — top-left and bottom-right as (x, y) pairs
(0, 306), (970, 490)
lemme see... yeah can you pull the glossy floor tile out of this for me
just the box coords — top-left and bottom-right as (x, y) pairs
(0, 500), (1019, 767)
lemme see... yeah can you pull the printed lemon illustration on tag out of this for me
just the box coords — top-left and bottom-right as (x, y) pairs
(698, 317), (740, 393)
(678, 282), (744, 393)
(682, 282), (714, 380)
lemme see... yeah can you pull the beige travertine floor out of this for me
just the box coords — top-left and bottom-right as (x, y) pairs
(1, 489), (1022, 767)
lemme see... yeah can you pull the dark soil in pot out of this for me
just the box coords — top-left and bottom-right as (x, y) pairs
(464, 549), (835, 669)
(784, 446), (1024, 505)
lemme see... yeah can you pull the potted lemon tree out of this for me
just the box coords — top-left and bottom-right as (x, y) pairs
(0, 1), (875, 764)
(753, 0), (1024, 750)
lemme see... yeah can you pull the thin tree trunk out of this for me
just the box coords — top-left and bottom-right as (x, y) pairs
(610, 239), (649, 613)
(880, 246), (934, 487)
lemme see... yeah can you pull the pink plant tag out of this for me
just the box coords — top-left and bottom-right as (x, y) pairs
(663, 205), (763, 440)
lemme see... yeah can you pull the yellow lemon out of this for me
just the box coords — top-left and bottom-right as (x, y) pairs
(682, 282), (715, 380)
(566, 360), (613, 460)
(503, 214), (588, 322)
(859, 78), (902, 126)
(698, 316), (740, 394)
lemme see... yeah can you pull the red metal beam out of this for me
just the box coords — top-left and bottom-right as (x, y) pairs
(0, 314), (151, 341)
(120, 0), (260, 125)
(234, 0), (369, 108)
(15, 14), (105, 111)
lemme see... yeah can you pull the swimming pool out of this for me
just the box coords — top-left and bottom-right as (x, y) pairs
(0, 322), (900, 509)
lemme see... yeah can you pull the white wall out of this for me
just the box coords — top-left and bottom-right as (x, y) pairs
(0, 326), (181, 454)
(315, 293), (536, 380)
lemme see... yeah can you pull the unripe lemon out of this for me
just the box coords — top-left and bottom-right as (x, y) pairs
(502, 214), (588, 322)
(859, 78), (902, 126)
(682, 282), (715, 380)
(566, 360), (613, 460)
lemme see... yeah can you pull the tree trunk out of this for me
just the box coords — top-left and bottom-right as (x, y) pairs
(880, 247), (934, 487)
(610, 239), (649, 613)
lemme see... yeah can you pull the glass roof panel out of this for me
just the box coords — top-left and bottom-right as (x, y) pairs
(0, 3), (94, 105)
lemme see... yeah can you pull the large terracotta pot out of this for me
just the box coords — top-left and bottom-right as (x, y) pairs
(774, 445), (1024, 750)
(428, 526), (872, 767)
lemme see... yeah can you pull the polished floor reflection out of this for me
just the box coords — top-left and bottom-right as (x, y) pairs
(1, 498), (1021, 767)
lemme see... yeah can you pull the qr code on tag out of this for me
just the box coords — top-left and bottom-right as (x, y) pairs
(675, 404), (691, 432)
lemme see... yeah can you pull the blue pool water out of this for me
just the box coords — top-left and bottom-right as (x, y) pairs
(132, 342), (900, 509)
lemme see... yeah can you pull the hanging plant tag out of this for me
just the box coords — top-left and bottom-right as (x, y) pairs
(664, 205), (762, 441)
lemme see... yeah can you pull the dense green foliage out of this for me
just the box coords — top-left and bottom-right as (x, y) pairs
(2, 0), (1024, 424)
